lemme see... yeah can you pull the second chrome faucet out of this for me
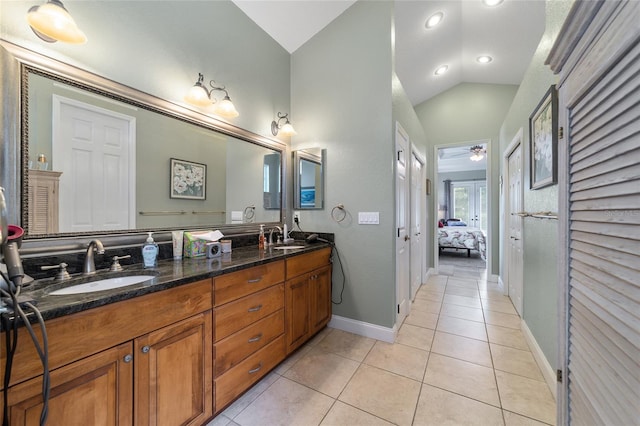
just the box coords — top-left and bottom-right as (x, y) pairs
(83, 239), (105, 275)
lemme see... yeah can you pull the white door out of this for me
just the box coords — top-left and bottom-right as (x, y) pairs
(507, 143), (523, 316)
(395, 123), (410, 325)
(410, 152), (424, 300)
(53, 96), (136, 233)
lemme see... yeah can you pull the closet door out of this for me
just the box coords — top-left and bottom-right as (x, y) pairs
(549, 1), (640, 424)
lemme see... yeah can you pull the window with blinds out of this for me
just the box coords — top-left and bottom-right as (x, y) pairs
(566, 37), (640, 426)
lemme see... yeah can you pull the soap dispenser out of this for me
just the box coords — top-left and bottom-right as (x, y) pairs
(258, 225), (266, 250)
(142, 232), (159, 268)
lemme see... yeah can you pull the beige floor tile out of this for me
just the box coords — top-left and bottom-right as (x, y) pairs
(422, 281), (447, 293)
(219, 372), (280, 419)
(503, 410), (554, 426)
(404, 309), (439, 329)
(283, 347), (360, 397)
(414, 289), (444, 303)
(396, 323), (435, 351)
(440, 303), (485, 323)
(320, 401), (394, 426)
(480, 289), (511, 301)
(316, 329), (376, 362)
(491, 344), (545, 381)
(482, 298), (518, 315)
(447, 277), (479, 288)
(445, 285), (480, 298)
(436, 315), (488, 341)
(339, 364), (421, 426)
(424, 353), (500, 407)
(496, 370), (556, 425)
(487, 324), (530, 350)
(412, 298), (442, 314)
(206, 413), (236, 426)
(414, 384), (505, 426)
(306, 326), (333, 346)
(364, 340), (429, 381)
(443, 293), (483, 308)
(426, 274), (448, 285)
(273, 344), (312, 375)
(484, 310), (522, 329)
(234, 377), (334, 426)
(453, 269), (483, 280)
(431, 331), (492, 367)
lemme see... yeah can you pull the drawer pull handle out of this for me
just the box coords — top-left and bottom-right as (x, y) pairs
(247, 277), (263, 283)
(248, 362), (263, 374)
(248, 304), (263, 312)
(248, 333), (263, 343)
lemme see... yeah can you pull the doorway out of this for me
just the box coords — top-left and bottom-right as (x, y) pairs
(434, 141), (490, 279)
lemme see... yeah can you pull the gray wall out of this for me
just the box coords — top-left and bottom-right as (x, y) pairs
(415, 83), (519, 274)
(498, 0), (572, 368)
(291, 1), (399, 328)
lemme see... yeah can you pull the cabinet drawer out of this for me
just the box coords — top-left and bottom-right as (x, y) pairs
(215, 309), (284, 376)
(214, 261), (285, 306)
(214, 335), (285, 412)
(215, 284), (284, 340)
(286, 248), (331, 279)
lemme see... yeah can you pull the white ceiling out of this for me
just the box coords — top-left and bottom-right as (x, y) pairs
(437, 144), (487, 173)
(232, 0), (546, 106)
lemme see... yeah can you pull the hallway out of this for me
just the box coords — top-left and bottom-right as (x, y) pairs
(211, 274), (556, 426)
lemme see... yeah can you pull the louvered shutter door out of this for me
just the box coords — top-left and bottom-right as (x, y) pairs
(566, 26), (640, 426)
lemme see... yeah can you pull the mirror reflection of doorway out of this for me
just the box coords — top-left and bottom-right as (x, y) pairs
(436, 143), (488, 279)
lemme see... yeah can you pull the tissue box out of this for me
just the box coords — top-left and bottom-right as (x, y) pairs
(183, 230), (224, 258)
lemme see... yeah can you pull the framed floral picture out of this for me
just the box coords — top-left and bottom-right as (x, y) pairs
(170, 158), (206, 200)
(529, 85), (558, 190)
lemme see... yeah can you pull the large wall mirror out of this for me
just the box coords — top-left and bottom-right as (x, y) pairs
(0, 42), (285, 249)
(293, 148), (325, 210)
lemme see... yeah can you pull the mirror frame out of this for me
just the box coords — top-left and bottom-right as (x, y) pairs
(0, 40), (287, 255)
(293, 148), (325, 210)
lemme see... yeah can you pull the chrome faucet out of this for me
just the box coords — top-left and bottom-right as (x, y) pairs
(269, 226), (283, 246)
(83, 240), (105, 275)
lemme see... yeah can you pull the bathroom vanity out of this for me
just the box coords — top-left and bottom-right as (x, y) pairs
(0, 244), (332, 425)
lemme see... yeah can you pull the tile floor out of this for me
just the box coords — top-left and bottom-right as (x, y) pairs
(209, 273), (556, 426)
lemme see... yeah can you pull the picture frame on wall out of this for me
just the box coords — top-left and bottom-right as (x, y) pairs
(529, 85), (558, 190)
(170, 158), (206, 200)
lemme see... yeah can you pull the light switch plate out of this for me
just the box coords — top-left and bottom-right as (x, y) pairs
(358, 212), (380, 225)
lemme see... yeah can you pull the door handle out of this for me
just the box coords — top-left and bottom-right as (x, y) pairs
(404, 235), (410, 241)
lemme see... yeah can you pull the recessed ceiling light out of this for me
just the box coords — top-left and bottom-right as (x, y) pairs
(477, 55), (493, 64)
(425, 11), (444, 29)
(482, 0), (504, 6)
(434, 65), (449, 76)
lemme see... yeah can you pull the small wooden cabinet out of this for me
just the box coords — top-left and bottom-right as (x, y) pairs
(285, 248), (332, 354)
(27, 169), (62, 234)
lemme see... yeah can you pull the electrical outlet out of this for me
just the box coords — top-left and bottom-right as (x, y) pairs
(293, 211), (301, 223)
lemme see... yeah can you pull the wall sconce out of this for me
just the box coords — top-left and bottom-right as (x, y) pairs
(27, 0), (87, 44)
(271, 112), (297, 136)
(184, 73), (239, 118)
(470, 145), (486, 162)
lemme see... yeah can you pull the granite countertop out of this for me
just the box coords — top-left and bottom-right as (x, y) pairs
(11, 242), (330, 323)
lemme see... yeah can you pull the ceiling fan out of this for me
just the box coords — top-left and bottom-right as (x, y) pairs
(438, 145), (487, 161)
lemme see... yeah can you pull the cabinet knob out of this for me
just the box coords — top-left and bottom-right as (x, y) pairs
(123, 354), (133, 363)
(141, 345), (150, 354)
(248, 362), (263, 374)
(247, 304), (263, 313)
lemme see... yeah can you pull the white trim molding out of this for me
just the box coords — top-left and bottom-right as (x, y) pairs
(521, 319), (557, 400)
(328, 315), (396, 343)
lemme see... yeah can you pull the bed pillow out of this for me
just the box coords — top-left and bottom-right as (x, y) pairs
(447, 220), (467, 226)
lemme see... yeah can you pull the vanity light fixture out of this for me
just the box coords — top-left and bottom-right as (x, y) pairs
(26, 0), (87, 44)
(470, 145), (486, 161)
(477, 55), (493, 64)
(482, 0), (504, 6)
(271, 112), (297, 136)
(434, 65), (449, 76)
(425, 11), (444, 29)
(184, 73), (239, 118)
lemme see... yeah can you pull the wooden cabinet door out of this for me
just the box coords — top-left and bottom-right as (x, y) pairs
(284, 274), (310, 354)
(134, 311), (213, 426)
(310, 265), (332, 334)
(7, 342), (133, 426)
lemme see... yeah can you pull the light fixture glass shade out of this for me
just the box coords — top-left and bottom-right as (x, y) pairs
(477, 55), (493, 64)
(280, 122), (297, 136)
(434, 65), (448, 76)
(184, 85), (212, 108)
(425, 12), (444, 29)
(27, 0), (87, 44)
(212, 97), (239, 118)
(470, 153), (484, 162)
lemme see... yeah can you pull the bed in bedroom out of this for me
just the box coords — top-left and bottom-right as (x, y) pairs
(438, 221), (486, 260)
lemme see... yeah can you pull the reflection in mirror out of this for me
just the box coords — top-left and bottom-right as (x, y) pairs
(293, 148), (325, 210)
(22, 65), (283, 238)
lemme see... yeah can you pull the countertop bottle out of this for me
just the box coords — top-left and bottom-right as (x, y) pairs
(258, 224), (265, 250)
(142, 232), (159, 268)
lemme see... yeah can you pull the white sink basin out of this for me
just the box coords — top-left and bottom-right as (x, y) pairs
(273, 246), (306, 250)
(49, 275), (156, 296)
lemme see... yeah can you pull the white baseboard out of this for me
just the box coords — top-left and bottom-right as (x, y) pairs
(498, 276), (507, 295)
(328, 315), (396, 343)
(488, 273), (499, 283)
(521, 319), (557, 400)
